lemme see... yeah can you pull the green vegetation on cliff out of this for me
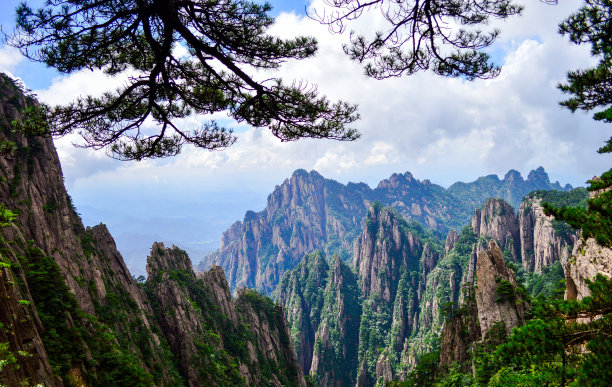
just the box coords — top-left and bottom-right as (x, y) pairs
(397, 275), (612, 386)
(0, 224), (159, 386)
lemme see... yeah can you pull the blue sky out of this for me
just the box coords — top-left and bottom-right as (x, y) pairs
(1, 0), (610, 275)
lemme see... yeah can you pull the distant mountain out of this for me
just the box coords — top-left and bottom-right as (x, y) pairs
(447, 166), (571, 210)
(198, 168), (572, 294)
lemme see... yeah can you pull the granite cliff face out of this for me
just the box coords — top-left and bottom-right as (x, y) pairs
(146, 243), (306, 387)
(201, 170), (367, 295)
(0, 74), (181, 385)
(202, 167), (572, 295)
(353, 204), (430, 302)
(437, 240), (528, 372)
(0, 224), (56, 386)
(565, 238), (612, 300)
(0, 74), (304, 386)
(563, 181), (612, 301)
(474, 240), (527, 339)
(471, 198), (520, 261)
(519, 195), (578, 273)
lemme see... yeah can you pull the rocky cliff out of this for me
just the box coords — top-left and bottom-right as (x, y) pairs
(471, 198), (520, 261)
(0, 73), (304, 386)
(565, 237), (612, 300)
(201, 170), (367, 295)
(474, 240), (527, 339)
(0, 223), (56, 386)
(145, 243), (306, 387)
(437, 240), (528, 374)
(519, 192), (583, 273)
(563, 185), (612, 301)
(0, 73), (182, 386)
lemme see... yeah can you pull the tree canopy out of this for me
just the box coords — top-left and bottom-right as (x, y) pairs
(8, 0), (361, 160)
(6, 0), (536, 160)
(312, 0), (524, 80)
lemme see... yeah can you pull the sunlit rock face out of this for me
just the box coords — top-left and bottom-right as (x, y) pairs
(475, 240), (527, 340)
(519, 196), (577, 273)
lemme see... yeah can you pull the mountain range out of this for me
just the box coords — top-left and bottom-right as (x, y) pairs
(199, 167), (572, 294)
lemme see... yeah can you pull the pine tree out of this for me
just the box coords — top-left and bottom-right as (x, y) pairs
(312, 0), (524, 79)
(7, 0), (360, 160)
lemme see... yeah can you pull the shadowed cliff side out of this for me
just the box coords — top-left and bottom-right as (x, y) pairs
(0, 73), (304, 386)
(145, 243), (306, 387)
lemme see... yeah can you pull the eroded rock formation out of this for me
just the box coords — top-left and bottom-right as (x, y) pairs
(475, 240), (527, 339)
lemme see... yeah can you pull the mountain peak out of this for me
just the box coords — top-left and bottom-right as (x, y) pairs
(292, 168), (309, 178)
(503, 169), (523, 182)
(376, 171), (419, 189)
(146, 242), (193, 277)
(527, 166), (549, 183)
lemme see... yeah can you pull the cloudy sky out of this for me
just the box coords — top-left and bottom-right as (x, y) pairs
(0, 0), (609, 275)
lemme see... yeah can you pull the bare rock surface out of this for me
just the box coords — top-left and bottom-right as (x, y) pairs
(472, 199), (520, 260)
(475, 240), (527, 339)
(566, 238), (612, 300)
(519, 197), (576, 273)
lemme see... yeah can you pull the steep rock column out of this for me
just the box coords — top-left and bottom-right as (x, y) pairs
(146, 243), (205, 387)
(438, 294), (480, 370)
(353, 205), (423, 302)
(444, 229), (459, 255)
(472, 199), (520, 261)
(519, 197), (577, 273)
(309, 256), (361, 386)
(475, 240), (527, 339)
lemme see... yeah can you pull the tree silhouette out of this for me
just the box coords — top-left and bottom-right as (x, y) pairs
(8, 0), (360, 160)
(311, 0), (525, 79)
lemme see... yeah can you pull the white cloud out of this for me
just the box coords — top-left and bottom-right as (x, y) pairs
(0, 45), (23, 72)
(34, 69), (132, 105)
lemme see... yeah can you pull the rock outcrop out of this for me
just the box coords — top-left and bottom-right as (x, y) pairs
(438, 294), (480, 370)
(519, 195), (577, 273)
(565, 238), (612, 300)
(146, 243), (306, 387)
(475, 240), (527, 339)
(472, 198), (520, 261)
(445, 229), (459, 255)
